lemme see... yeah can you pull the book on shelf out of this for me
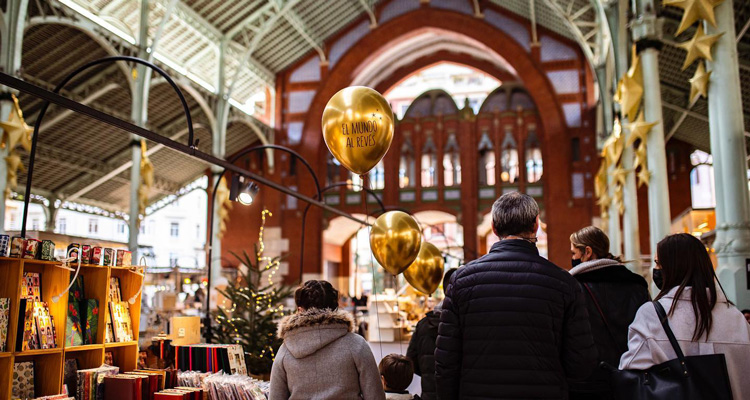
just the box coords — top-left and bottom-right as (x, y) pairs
(103, 374), (143, 400)
(22, 272), (41, 302)
(83, 298), (99, 344)
(77, 365), (119, 400)
(12, 360), (34, 400)
(0, 297), (9, 352)
(174, 344), (247, 375)
(16, 298), (37, 351)
(33, 301), (56, 349)
(109, 301), (134, 342)
(63, 358), (79, 397)
(65, 300), (84, 347)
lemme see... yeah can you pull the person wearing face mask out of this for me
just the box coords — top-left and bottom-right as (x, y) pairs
(620, 234), (750, 400)
(568, 226), (650, 400)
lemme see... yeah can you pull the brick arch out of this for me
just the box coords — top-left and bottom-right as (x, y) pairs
(294, 7), (582, 267)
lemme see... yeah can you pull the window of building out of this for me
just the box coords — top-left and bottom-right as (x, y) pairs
(31, 219), (40, 231)
(88, 219), (98, 234)
(326, 153), (340, 186)
(169, 253), (178, 267)
(57, 218), (66, 234)
(500, 126), (519, 183)
(399, 138), (416, 189)
(478, 131), (495, 186)
(443, 133), (461, 186)
(421, 135), (437, 187)
(369, 161), (385, 190)
(690, 150), (716, 208)
(118, 222), (127, 235)
(571, 137), (581, 162)
(196, 224), (201, 240)
(170, 222), (180, 238)
(525, 126), (543, 183)
(348, 172), (363, 192)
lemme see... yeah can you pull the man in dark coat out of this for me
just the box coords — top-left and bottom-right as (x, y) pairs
(406, 269), (457, 400)
(435, 192), (597, 400)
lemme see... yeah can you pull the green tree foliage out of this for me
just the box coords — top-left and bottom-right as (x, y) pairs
(213, 247), (294, 375)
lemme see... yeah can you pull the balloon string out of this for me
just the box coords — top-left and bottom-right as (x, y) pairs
(361, 174), (383, 359)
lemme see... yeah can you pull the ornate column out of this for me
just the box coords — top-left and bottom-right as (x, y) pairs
(705, 0), (750, 308)
(631, 0), (671, 288)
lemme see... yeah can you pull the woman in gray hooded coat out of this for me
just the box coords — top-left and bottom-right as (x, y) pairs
(270, 280), (385, 400)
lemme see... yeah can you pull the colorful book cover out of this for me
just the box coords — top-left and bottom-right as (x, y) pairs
(68, 275), (85, 303)
(65, 300), (83, 347)
(109, 277), (122, 303)
(109, 301), (134, 342)
(83, 299), (99, 344)
(22, 272), (41, 301)
(19, 299), (38, 351)
(33, 301), (56, 349)
(0, 298), (9, 352)
(12, 361), (35, 399)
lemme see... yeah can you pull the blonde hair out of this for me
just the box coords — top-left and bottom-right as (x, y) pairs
(570, 226), (622, 262)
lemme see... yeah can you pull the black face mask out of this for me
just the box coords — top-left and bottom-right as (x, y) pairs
(571, 258), (583, 268)
(653, 268), (664, 290)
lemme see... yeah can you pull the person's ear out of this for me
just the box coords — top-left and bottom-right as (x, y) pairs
(584, 246), (593, 261)
(533, 216), (540, 233)
(492, 225), (499, 238)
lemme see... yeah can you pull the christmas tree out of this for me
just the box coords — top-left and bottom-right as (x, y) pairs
(213, 209), (294, 375)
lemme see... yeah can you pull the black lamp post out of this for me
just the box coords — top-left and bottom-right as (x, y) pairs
(20, 56), (196, 238)
(298, 182), (385, 283)
(204, 144), (321, 342)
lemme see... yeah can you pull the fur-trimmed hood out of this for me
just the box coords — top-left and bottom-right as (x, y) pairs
(277, 308), (355, 359)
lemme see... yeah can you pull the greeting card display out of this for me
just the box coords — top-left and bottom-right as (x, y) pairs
(0, 298), (9, 352)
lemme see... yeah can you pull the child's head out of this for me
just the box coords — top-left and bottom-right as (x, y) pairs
(379, 354), (414, 392)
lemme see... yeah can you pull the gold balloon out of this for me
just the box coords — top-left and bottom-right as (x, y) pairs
(369, 211), (422, 275)
(322, 86), (394, 175)
(404, 242), (445, 295)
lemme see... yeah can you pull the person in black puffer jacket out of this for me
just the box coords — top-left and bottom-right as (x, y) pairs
(406, 269), (457, 400)
(568, 226), (650, 400)
(435, 192), (597, 400)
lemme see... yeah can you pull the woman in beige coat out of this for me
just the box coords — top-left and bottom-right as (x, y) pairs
(620, 233), (750, 399)
(270, 280), (385, 400)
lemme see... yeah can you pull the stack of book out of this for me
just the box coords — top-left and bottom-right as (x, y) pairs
(107, 277), (134, 343)
(174, 344), (247, 375)
(76, 365), (120, 400)
(16, 272), (57, 351)
(102, 369), (195, 400)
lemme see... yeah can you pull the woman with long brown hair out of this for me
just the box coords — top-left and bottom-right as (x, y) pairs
(568, 226), (649, 400)
(620, 233), (750, 399)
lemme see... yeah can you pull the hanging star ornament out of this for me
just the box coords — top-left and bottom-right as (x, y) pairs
(5, 151), (25, 197)
(633, 143), (648, 172)
(614, 47), (644, 121)
(678, 25), (723, 70)
(663, 0), (724, 35)
(215, 177), (233, 239)
(637, 168), (652, 187)
(613, 166), (628, 188)
(137, 140), (155, 216)
(689, 61), (712, 102)
(595, 160), (608, 198)
(627, 111), (658, 146)
(0, 102), (33, 151)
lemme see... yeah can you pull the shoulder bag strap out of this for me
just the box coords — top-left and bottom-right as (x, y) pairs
(582, 283), (627, 354)
(652, 300), (689, 376)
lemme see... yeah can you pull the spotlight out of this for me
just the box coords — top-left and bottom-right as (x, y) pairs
(230, 175), (259, 205)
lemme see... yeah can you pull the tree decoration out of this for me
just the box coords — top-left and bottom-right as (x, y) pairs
(137, 140), (154, 217)
(213, 209), (293, 375)
(677, 25), (723, 70)
(614, 46), (643, 121)
(663, 0), (724, 35)
(688, 61), (712, 102)
(215, 176), (233, 239)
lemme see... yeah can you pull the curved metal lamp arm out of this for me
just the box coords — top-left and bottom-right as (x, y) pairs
(22, 55), (196, 238)
(205, 143), (323, 342)
(298, 181), (385, 284)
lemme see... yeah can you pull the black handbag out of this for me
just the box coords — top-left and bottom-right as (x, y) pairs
(604, 301), (734, 400)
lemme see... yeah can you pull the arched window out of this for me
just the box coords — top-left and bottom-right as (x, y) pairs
(326, 153), (341, 186)
(348, 172), (363, 192)
(421, 135), (437, 187)
(443, 133), (461, 186)
(500, 126), (519, 183)
(525, 125), (543, 183)
(478, 130), (495, 186)
(369, 161), (385, 190)
(399, 137), (415, 188)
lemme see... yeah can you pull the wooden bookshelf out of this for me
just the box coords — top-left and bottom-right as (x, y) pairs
(0, 257), (144, 398)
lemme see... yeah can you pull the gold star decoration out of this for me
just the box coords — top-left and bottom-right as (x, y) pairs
(5, 151), (25, 197)
(0, 100), (33, 151)
(633, 144), (648, 171)
(216, 177), (233, 239)
(614, 46), (644, 121)
(613, 166), (628, 188)
(637, 168), (652, 187)
(614, 184), (625, 215)
(602, 131), (624, 167)
(627, 111), (658, 146)
(688, 61), (712, 102)
(595, 160), (608, 198)
(663, 0), (724, 35)
(137, 140), (154, 217)
(678, 25), (723, 70)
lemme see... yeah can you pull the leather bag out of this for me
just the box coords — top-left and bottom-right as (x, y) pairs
(604, 301), (733, 400)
